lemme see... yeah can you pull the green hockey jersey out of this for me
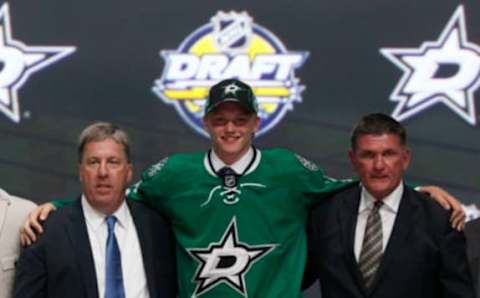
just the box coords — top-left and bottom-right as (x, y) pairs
(128, 148), (354, 298)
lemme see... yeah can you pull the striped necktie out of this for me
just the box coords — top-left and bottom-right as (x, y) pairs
(358, 200), (383, 290)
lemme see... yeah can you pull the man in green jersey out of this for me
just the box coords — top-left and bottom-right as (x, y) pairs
(21, 79), (464, 298)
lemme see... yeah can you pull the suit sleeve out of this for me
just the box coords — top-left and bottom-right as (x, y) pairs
(14, 237), (48, 298)
(439, 220), (476, 298)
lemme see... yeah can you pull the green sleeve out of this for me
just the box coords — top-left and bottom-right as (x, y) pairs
(302, 172), (417, 205)
(303, 171), (357, 205)
(406, 182), (419, 189)
(292, 153), (357, 205)
(127, 157), (171, 213)
(292, 153), (422, 206)
(52, 198), (76, 209)
(53, 158), (172, 213)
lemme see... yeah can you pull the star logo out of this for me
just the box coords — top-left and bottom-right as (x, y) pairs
(380, 5), (480, 125)
(223, 83), (241, 96)
(188, 217), (276, 297)
(0, 3), (76, 123)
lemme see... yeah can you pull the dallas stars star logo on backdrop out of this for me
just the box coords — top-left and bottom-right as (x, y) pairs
(188, 217), (276, 297)
(380, 5), (480, 125)
(0, 3), (75, 123)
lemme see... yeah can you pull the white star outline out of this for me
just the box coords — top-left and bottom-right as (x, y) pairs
(188, 217), (276, 297)
(380, 5), (480, 125)
(223, 82), (241, 96)
(0, 3), (76, 123)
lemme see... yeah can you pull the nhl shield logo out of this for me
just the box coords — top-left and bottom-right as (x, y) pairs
(212, 11), (252, 52)
(224, 174), (236, 188)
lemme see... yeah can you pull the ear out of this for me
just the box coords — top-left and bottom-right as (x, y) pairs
(253, 116), (261, 132)
(348, 148), (358, 172)
(78, 164), (83, 183)
(401, 147), (412, 170)
(126, 163), (133, 184)
(348, 148), (354, 164)
(202, 115), (210, 131)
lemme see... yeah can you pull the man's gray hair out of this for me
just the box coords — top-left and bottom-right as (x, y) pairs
(77, 122), (131, 162)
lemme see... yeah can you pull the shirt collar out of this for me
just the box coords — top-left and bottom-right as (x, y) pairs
(358, 182), (404, 214)
(81, 194), (129, 231)
(210, 147), (254, 174)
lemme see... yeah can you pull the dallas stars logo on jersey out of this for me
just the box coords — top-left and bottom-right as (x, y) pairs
(188, 217), (276, 297)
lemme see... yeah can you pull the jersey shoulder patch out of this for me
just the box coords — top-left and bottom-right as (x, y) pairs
(295, 154), (319, 171)
(145, 157), (169, 179)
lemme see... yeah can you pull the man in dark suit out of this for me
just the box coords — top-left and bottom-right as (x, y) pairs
(14, 122), (176, 298)
(466, 217), (480, 298)
(304, 113), (474, 298)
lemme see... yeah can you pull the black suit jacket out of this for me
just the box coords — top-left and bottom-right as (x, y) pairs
(465, 217), (480, 298)
(305, 184), (474, 298)
(14, 199), (177, 298)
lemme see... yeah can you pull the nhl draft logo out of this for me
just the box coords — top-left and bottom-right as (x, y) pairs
(380, 5), (480, 125)
(188, 217), (276, 297)
(153, 11), (308, 137)
(0, 3), (75, 123)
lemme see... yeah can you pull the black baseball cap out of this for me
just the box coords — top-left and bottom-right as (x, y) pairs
(205, 79), (258, 114)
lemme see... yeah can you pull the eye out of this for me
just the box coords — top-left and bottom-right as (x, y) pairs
(383, 150), (398, 157)
(212, 118), (227, 126)
(234, 117), (248, 126)
(86, 159), (99, 165)
(108, 158), (122, 166)
(358, 151), (374, 159)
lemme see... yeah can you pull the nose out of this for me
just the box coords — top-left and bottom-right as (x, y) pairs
(98, 161), (108, 177)
(373, 156), (385, 170)
(225, 121), (235, 132)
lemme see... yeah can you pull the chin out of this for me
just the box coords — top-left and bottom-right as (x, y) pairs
(218, 145), (241, 155)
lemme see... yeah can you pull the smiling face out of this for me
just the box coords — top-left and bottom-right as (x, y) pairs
(203, 102), (260, 165)
(349, 133), (411, 200)
(79, 138), (132, 214)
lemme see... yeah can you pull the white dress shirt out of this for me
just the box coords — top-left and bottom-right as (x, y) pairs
(354, 183), (404, 261)
(209, 147), (259, 174)
(81, 196), (150, 298)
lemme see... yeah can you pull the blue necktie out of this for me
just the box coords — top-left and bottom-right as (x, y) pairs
(105, 215), (125, 298)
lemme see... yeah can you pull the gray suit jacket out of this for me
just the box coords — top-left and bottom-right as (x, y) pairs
(466, 217), (480, 298)
(0, 189), (36, 298)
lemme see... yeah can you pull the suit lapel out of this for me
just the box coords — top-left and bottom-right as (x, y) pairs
(369, 186), (417, 294)
(128, 201), (157, 298)
(65, 200), (99, 298)
(339, 186), (367, 294)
